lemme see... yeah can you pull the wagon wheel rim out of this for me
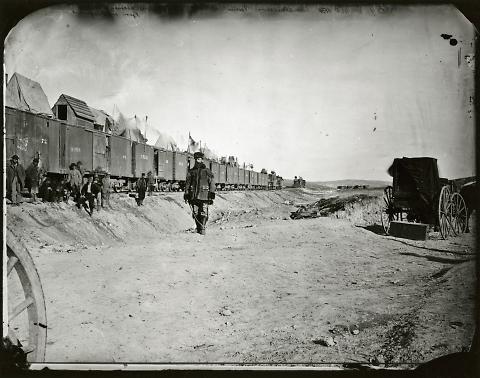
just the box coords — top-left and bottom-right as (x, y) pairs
(7, 231), (47, 363)
(450, 193), (468, 235)
(438, 186), (452, 240)
(381, 186), (395, 234)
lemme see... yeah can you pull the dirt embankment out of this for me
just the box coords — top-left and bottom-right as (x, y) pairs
(7, 188), (336, 251)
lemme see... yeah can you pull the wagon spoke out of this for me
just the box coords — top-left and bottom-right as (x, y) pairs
(7, 255), (19, 276)
(9, 296), (34, 321)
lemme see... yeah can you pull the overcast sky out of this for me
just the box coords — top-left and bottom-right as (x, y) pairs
(4, 4), (475, 181)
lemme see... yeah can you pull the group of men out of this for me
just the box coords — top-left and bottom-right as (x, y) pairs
(67, 162), (111, 216)
(6, 154), (48, 205)
(6, 155), (111, 216)
(6, 151), (217, 235)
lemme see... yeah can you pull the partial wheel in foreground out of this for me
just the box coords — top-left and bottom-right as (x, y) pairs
(6, 231), (47, 363)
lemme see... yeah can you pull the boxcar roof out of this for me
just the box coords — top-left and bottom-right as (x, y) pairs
(61, 94), (95, 121)
(89, 106), (113, 126)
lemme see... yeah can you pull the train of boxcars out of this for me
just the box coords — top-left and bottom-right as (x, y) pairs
(5, 106), (284, 191)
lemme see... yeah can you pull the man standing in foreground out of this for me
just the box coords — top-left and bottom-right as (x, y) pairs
(6, 155), (25, 205)
(184, 151), (216, 235)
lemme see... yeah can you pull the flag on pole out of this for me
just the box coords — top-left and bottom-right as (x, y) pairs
(188, 133), (201, 153)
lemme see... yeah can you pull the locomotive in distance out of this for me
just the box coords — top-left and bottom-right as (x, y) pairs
(5, 73), (284, 192)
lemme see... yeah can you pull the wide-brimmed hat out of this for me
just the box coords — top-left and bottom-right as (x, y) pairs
(11, 154), (19, 161)
(193, 152), (204, 159)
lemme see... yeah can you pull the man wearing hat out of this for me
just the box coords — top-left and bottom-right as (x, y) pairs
(25, 157), (43, 202)
(6, 155), (25, 205)
(184, 151), (216, 235)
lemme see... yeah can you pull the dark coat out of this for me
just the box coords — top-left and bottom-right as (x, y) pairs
(137, 178), (147, 192)
(81, 182), (101, 196)
(25, 164), (42, 189)
(6, 162), (25, 193)
(185, 163), (215, 201)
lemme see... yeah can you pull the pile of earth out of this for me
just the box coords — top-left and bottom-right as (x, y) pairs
(290, 194), (381, 220)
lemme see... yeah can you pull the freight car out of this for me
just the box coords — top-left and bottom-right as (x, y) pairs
(5, 105), (279, 193)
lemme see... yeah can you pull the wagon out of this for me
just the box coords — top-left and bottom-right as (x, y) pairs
(381, 157), (468, 239)
(5, 230), (47, 363)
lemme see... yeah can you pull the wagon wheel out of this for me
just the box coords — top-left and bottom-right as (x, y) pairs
(438, 186), (453, 239)
(6, 231), (47, 362)
(450, 193), (468, 235)
(381, 186), (397, 234)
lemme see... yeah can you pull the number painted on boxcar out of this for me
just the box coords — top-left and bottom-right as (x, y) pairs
(17, 137), (29, 151)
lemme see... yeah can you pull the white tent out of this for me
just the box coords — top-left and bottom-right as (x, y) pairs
(112, 106), (147, 143)
(154, 132), (178, 151)
(6, 72), (54, 117)
(89, 106), (114, 133)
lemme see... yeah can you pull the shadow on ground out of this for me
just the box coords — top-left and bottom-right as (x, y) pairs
(357, 224), (386, 235)
(399, 251), (473, 264)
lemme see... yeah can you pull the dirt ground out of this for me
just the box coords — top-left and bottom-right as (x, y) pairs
(6, 188), (476, 366)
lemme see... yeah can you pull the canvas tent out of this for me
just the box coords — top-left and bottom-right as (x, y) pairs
(154, 132), (178, 151)
(5, 72), (54, 117)
(114, 111), (147, 144)
(89, 106), (114, 133)
(203, 145), (219, 160)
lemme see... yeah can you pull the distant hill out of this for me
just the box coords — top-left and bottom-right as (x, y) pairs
(313, 179), (391, 189)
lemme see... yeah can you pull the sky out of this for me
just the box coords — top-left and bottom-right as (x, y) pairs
(4, 4), (476, 181)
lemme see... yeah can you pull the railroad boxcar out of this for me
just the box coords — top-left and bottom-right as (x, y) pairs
(6, 107), (283, 193)
(92, 131), (108, 172)
(210, 161), (220, 184)
(248, 170), (255, 188)
(132, 142), (154, 177)
(233, 166), (239, 187)
(238, 168), (246, 188)
(109, 135), (133, 178)
(260, 172), (267, 189)
(5, 107), (58, 173)
(173, 151), (188, 183)
(244, 169), (251, 188)
(226, 165), (235, 188)
(218, 163), (227, 188)
(64, 122), (93, 173)
(268, 172), (277, 190)
(155, 149), (174, 181)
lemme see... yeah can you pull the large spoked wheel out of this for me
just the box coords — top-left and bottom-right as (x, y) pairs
(438, 186), (452, 240)
(6, 230), (47, 362)
(381, 186), (396, 234)
(450, 193), (468, 235)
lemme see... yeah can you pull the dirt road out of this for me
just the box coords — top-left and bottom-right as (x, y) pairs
(6, 189), (476, 365)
